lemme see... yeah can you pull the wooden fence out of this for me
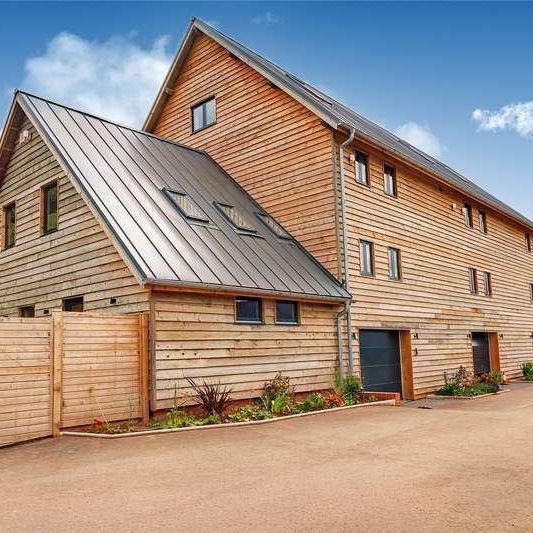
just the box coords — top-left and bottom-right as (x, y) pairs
(0, 311), (149, 447)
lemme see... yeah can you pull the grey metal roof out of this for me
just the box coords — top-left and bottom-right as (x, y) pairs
(144, 18), (533, 231)
(15, 92), (348, 302)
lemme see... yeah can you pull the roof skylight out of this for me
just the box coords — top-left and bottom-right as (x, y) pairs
(257, 213), (291, 240)
(215, 202), (257, 233)
(166, 190), (209, 223)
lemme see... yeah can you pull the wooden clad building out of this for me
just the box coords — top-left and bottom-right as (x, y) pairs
(144, 19), (533, 398)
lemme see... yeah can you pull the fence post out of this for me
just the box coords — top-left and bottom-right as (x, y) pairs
(51, 311), (64, 437)
(139, 313), (150, 424)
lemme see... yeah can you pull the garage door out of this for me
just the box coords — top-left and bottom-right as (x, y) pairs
(359, 329), (402, 394)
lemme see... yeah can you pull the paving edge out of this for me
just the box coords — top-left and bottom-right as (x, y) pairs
(61, 399), (396, 439)
(426, 388), (511, 401)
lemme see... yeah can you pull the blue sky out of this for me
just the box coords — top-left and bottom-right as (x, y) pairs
(1, 1), (532, 218)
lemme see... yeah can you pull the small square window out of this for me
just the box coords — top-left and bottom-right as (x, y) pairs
(166, 190), (209, 223)
(235, 297), (262, 323)
(479, 211), (487, 234)
(3, 202), (16, 249)
(483, 271), (492, 296)
(18, 306), (35, 318)
(42, 181), (58, 234)
(463, 204), (473, 228)
(63, 296), (84, 312)
(388, 247), (401, 281)
(355, 151), (369, 186)
(360, 240), (374, 276)
(468, 268), (478, 294)
(384, 164), (397, 197)
(192, 97), (216, 132)
(275, 301), (299, 324)
(216, 203), (256, 233)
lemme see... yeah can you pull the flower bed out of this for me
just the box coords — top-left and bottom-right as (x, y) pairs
(434, 366), (504, 398)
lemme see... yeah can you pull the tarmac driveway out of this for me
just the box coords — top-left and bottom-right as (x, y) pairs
(1, 384), (533, 532)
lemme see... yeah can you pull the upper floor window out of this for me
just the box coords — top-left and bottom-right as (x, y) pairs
(275, 300), (299, 325)
(63, 296), (84, 312)
(235, 297), (262, 324)
(388, 247), (402, 281)
(19, 306), (35, 318)
(166, 190), (209, 223)
(463, 204), (473, 228)
(3, 202), (16, 249)
(468, 267), (478, 294)
(526, 233), (531, 252)
(355, 151), (369, 186)
(191, 97), (216, 133)
(42, 181), (58, 234)
(383, 164), (397, 197)
(359, 240), (374, 276)
(479, 211), (487, 234)
(483, 271), (492, 296)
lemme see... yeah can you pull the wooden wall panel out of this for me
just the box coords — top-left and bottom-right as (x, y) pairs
(150, 33), (339, 275)
(152, 291), (340, 409)
(0, 117), (149, 316)
(0, 318), (51, 446)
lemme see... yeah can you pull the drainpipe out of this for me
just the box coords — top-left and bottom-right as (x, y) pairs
(339, 127), (356, 374)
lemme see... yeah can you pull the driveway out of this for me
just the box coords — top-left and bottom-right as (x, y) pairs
(2, 384), (533, 532)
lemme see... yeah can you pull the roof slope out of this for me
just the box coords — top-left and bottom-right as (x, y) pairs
(144, 18), (533, 231)
(11, 92), (348, 302)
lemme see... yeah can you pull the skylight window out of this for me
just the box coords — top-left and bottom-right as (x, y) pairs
(257, 213), (291, 240)
(165, 190), (209, 223)
(215, 202), (256, 233)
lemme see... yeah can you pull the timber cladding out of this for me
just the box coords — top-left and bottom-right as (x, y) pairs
(151, 291), (341, 410)
(150, 33), (339, 276)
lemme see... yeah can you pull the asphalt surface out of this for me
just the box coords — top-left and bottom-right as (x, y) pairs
(2, 383), (533, 532)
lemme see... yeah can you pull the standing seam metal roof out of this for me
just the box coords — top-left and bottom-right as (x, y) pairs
(15, 92), (349, 302)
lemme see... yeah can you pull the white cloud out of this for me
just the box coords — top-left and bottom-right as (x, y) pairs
(394, 122), (444, 158)
(22, 32), (172, 127)
(472, 101), (533, 137)
(252, 12), (280, 26)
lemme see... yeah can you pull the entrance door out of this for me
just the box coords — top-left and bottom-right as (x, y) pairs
(359, 329), (402, 394)
(472, 332), (490, 374)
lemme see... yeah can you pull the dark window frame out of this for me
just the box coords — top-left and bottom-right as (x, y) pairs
(235, 297), (263, 324)
(191, 96), (216, 133)
(483, 271), (492, 296)
(41, 180), (58, 235)
(526, 233), (531, 253)
(355, 150), (370, 186)
(478, 211), (488, 235)
(165, 189), (210, 224)
(359, 240), (375, 277)
(463, 204), (473, 228)
(530, 284), (533, 303)
(383, 163), (397, 197)
(62, 296), (84, 312)
(468, 267), (478, 294)
(275, 300), (300, 325)
(3, 202), (16, 249)
(387, 247), (402, 281)
(18, 305), (35, 318)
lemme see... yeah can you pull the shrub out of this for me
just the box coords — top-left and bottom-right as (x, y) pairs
(335, 373), (363, 405)
(437, 366), (500, 396)
(260, 373), (294, 413)
(228, 404), (273, 422)
(323, 391), (344, 408)
(294, 393), (327, 413)
(154, 410), (202, 429)
(522, 362), (533, 381)
(186, 377), (233, 417)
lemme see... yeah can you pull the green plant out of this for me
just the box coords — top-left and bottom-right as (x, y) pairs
(323, 391), (344, 408)
(228, 404), (273, 422)
(260, 373), (295, 413)
(437, 366), (500, 396)
(153, 411), (201, 429)
(186, 377), (233, 417)
(522, 361), (533, 381)
(335, 373), (363, 405)
(294, 393), (327, 413)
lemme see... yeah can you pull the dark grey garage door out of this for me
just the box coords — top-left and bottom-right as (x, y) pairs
(359, 329), (402, 394)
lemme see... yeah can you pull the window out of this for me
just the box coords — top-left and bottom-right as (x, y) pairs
(355, 151), (369, 185)
(191, 97), (216, 132)
(275, 301), (299, 324)
(3, 202), (15, 249)
(215, 203), (256, 233)
(63, 296), (84, 312)
(388, 247), (402, 281)
(235, 297), (262, 323)
(383, 164), (397, 197)
(526, 233), (531, 252)
(463, 204), (473, 228)
(18, 306), (35, 318)
(468, 268), (478, 294)
(359, 240), (374, 276)
(257, 213), (291, 240)
(42, 181), (58, 234)
(479, 211), (487, 234)
(530, 284), (533, 303)
(166, 190), (209, 223)
(483, 271), (492, 296)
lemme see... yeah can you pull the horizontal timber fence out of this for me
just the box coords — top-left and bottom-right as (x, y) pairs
(0, 311), (149, 447)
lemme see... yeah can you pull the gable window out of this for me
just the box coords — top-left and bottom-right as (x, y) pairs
(526, 233), (531, 252)
(257, 213), (291, 240)
(215, 202), (256, 233)
(359, 240), (374, 276)
(468, 268), (478, 294)
(479, 211), (487, 234)
(383, 164), (397, 197)
(63, 296), (84, 312)
(483, 271), (492, 296)
(18, 306), (35, 318)
(463, 204), (473, 228)
(235, 297), (262, 324)
(191, 97), (216, 133)
(42, 181), (58, 234)
(3, 202), (16, 249)
(355, 151), (369, 186)
(166, 190), (209, 223)
(388, 247), (402, 281)
(275, 300), (299, 325)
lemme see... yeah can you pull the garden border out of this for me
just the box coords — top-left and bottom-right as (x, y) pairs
(61, 399), (396, 439)
(426, 388), (511, 401)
